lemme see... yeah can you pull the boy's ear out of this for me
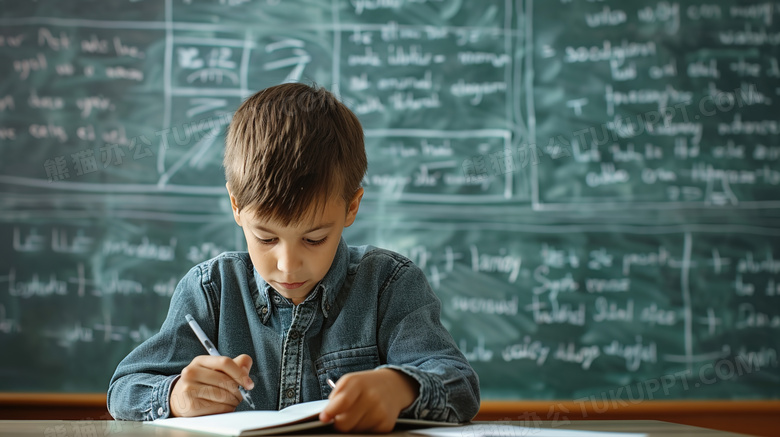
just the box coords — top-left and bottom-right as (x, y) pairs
(344, 188), (364, 228)
(226, 183), (242, 227)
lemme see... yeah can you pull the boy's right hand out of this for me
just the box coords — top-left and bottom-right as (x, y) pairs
(169, 354), (254, 417)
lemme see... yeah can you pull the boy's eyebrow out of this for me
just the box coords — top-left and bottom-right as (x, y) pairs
(254, 223), (335, 234)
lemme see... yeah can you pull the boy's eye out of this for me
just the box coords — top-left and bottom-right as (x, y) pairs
(305, 237), (327, 246)
(254, 236), (326, 246)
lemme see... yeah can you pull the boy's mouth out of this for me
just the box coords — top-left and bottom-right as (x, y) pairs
(278, 281), (306, 290)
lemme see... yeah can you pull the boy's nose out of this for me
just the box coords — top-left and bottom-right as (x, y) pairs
(276, 245), (302, 273)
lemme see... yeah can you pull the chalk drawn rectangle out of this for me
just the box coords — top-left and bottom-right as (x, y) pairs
(363, 128), (525, 204)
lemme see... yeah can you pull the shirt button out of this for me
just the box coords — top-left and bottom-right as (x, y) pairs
(157, 407), (164, 416)
(286, 388), (295, 399)
(261, 306), (268, 315)
(289, 330), (299, 340)
(273, 296), (281, 303)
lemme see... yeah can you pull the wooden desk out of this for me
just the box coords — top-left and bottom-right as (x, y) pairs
(0, 420), (754, 437)
(2, 396), (777, 436)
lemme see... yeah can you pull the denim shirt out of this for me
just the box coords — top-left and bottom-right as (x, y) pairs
(107, 238), (480, 422)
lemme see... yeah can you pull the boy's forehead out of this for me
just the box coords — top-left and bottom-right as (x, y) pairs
(247, 195), (347, 230)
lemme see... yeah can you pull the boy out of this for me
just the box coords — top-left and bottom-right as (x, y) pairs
(107, 83), (480, 432)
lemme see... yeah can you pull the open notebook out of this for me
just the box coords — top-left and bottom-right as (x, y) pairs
(146, 399), (459, 436)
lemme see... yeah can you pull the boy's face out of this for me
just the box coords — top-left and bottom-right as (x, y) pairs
(229, 188), (363, 305)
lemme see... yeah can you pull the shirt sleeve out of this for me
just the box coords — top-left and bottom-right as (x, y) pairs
(106, 264), (219, 421)
(375, 259), (481, 423)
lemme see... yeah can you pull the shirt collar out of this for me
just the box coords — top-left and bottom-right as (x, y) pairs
(251, 267), (273, 324)
(317, 237), (349, 319)
(251, 237), (349, 322)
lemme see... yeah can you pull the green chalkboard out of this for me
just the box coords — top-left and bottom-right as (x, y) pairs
(1, 0), (779, 402)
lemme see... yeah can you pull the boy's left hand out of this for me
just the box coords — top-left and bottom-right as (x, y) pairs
(320, 368), (419, 433)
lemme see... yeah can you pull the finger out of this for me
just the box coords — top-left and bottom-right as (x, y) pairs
(330, 392), (370, 433)
(192, 382), (244, 406)
(329, 386), (395, 433)
(185, 393), (239, 416)
(171, 378), (241, 416)
(171, 392), (235, 417)
(319, 383), (358, 422)
(233, 354), (253, 373)
(194, 355), (253, 387)
(181, 364), (244, 404)
(194, 355), (255, 390)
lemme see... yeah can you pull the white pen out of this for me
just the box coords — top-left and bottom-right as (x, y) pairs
(185, 314), (256, 409)
(327, 378), (336, 389)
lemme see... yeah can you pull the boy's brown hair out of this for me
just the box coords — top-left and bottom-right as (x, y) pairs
(224, 83), (366, 225)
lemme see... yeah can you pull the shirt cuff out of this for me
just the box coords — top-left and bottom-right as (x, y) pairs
(378, 364), (450, 422)
(150, 374), (180, 420)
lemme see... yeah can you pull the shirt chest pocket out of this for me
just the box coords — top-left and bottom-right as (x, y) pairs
(314, 345), (380, 395)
